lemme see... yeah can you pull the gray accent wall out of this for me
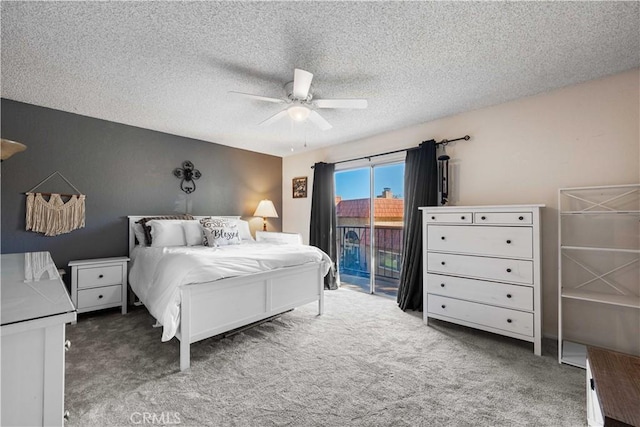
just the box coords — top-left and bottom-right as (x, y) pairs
(1, 99), (282, 276)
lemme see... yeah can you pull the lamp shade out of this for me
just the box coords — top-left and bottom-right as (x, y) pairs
(254, 200), (279, 218)
(1, 138), (27, 161)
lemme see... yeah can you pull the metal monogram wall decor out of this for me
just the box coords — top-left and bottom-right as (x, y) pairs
(173, 161), (201, 194)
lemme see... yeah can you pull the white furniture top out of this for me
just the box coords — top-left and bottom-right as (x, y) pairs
(1, 252), (76, 326)
(420, 204), (545, 211)
(68, 256), (130, 267)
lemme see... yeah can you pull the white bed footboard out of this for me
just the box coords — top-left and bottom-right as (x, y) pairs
(177, 262), (324, 371)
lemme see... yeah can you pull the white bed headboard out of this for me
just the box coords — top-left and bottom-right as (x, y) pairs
(127, 215), (241, 255)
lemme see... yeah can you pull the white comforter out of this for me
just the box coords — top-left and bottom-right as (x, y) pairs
(129, 242), (332, 341)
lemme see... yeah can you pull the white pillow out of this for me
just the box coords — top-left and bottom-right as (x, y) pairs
(233, 219), (253, 241)
(148, 220), (187, 247)
(203, 226), (241, 247)
(182, 220), (204, 246)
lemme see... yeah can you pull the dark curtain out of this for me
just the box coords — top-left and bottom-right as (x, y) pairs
(397, 140), (438, 310)
(309, 162), (339, 289)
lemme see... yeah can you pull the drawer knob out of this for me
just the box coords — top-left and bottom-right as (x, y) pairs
(64, 340), (71, 351)
(506, 294), (512, 298)
(440, 283), (445, 288)
(98, 274), (104, 279)
(507, 319), (512, 323)
(431, 216), (436, 220)
(441, 304), (446, 309)
(481, 216), (486, 220)
(441, 261), (446, 266)
(506, 268), (512, 273)
(518, 216), (524, 220)
(441, 236), (446, 240)
(460, 216), (465, 220)
(98, 294), (104, 299)
(506, 240), (512, 244)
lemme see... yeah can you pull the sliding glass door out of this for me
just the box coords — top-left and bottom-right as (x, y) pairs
(335, 162), (405, 298)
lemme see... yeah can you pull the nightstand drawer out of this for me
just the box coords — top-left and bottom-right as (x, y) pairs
(427, 294), (533, 337)
(77, 265), (122, 288)
(77, 285), (122, 309)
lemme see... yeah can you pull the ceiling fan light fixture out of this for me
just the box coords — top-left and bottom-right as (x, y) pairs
(231, 68), (367, 130)
(287, 105), (310, 122)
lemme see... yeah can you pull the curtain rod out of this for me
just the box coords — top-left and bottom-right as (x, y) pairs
(310, 135), (470, 169)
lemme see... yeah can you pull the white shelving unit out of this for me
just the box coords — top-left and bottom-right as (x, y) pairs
(558, 184), (640, 368)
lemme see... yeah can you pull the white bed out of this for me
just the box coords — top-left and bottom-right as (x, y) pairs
(127, 215), (330, 371)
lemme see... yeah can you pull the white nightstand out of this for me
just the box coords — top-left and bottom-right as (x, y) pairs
(68, 257), (129, 320)
(255, 231), (303, 244)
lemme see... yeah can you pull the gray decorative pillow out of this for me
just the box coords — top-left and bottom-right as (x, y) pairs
(200, 217), (241, 246)
(199, 217), (253, 241)
(133, 223), (148, 246)
(199, 217), (229, 229)
(203, 226), (241, 247)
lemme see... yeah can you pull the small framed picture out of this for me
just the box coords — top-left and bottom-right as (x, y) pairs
(292, 176), (308, 198)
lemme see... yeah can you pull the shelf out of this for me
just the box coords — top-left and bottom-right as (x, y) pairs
(559, 184), (640, 191)
(562, 289), (640, 309)
(559, 184), (640, 366)
(560, 341), (586, 369)
(561, 246), (640, 254)
(561, 210), (640, 215)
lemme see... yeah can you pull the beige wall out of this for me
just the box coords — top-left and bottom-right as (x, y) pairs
(282, 68), (640, 337)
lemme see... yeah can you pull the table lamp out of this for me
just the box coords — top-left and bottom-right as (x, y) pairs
(254, 200), (278, 231)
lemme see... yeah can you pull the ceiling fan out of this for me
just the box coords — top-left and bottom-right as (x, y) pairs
(230, 68), (367, 130)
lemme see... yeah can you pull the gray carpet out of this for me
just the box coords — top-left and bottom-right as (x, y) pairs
(65, 288), (585, 426)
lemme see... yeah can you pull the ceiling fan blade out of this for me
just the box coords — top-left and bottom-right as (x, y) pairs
(308, 110), (332, 131)
(259, 109), (289, 126)
(313, 99), (368, 109)
(293, 69), (313, 99)
(229, 91), (285, 104)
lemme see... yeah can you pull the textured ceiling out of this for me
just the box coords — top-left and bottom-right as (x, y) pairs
(2, 2), (639, 157)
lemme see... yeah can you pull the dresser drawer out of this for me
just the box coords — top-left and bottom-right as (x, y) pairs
(474, 212), (532, 225)
(425, 212), (473, 224)
(426, 273), (533, 311)
(77, 265), (123, 288)
(428, 225), (533, 258)
(77, 285), (122, 309)
(427, 294), (533, 337)
(427, 252), (533, 284)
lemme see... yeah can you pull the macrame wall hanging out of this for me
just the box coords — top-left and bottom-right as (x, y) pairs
(25, 171), (86, 236)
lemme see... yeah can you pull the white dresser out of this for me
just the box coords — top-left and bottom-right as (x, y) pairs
(421, 205), (544, 355)
(1, 252), (77, 426)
